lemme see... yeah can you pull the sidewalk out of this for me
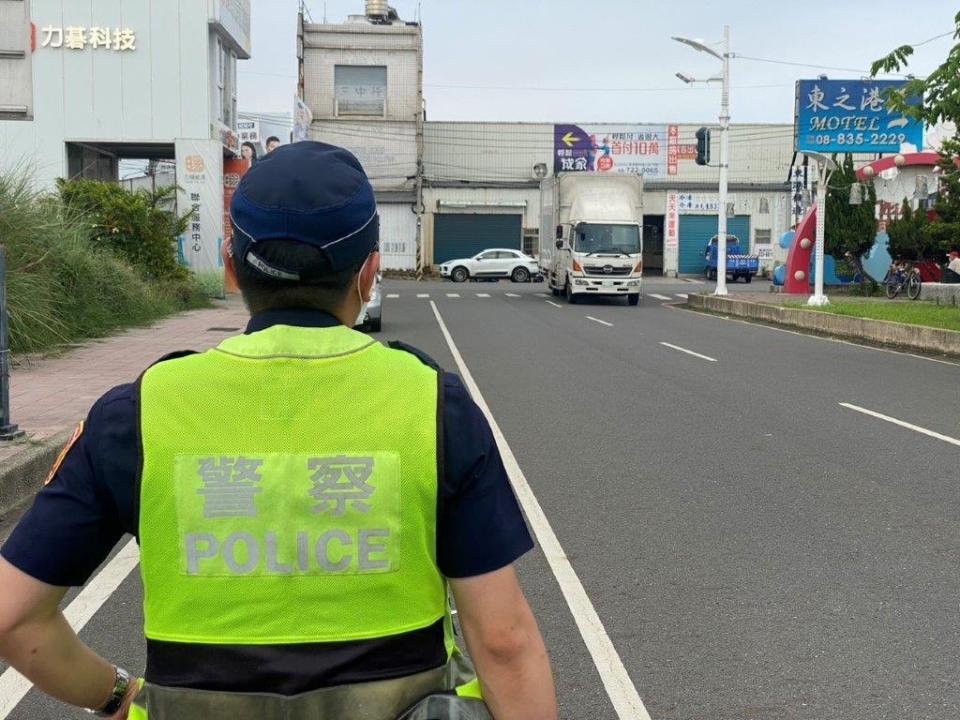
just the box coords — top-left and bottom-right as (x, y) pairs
(1, 296), (249, 467)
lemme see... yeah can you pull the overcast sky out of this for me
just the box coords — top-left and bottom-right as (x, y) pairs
(238, 0), (958, 125)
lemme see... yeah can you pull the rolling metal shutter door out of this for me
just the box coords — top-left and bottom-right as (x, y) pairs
(678, 215), (751, 274)
(378, 203), (417, 271)
(433, 214), (522, 265)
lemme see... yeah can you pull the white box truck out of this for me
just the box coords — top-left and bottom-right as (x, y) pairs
(539, 173), (644, 305)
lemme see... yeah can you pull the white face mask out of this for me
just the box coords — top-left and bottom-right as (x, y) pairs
(355, 257), (373, 327)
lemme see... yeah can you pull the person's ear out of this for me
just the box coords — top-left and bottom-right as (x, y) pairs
(222, 237), (238, 284)
(359, 251), (381, 302)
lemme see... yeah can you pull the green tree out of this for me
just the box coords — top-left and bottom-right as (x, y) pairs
(56, 178), (190, 281)
(873, 13), (960, 257)
(886, 200), (938, 260)
(824, 154), (878, 276)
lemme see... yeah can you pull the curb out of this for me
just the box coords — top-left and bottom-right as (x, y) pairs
(686, 294), (960, 357)
(0, 429), (73, 520)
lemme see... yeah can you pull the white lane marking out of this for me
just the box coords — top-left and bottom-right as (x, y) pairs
(429, 302), (650, 720)
(648, 293), (672, 301)
(839, 403), (960, 448)
(665, 303), (960, 368)
(659, 342), (718, 362)
(537, 292), (551, 298)
(676, 293), (689, 299)
(416, 293), (430, 298)
(386, 293), (400, 299)
(586, 316), (613, 327)
(505, 292), (521, 298)
(0, 538), (140, 717)
(545, 300), (563, 308)
(476, 293), (491, 298)
(446, 293), (461, 298)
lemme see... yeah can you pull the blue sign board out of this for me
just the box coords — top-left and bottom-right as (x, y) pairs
(795, 79), (923, 153)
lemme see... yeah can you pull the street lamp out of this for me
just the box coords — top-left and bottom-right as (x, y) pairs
(802, 152), (837, 307)
(673, 26), (731, 296)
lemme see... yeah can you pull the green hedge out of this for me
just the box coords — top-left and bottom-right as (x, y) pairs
(1, 172), (209, 355)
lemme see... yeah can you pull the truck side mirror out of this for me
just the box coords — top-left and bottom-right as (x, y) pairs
(555, 240), (564, 250)
(556, 225), (563, 239)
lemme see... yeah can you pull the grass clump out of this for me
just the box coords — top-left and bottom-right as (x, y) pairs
(0, 172), (209, 355)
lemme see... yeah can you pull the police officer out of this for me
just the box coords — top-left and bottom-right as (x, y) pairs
(0, 142), (558, 720)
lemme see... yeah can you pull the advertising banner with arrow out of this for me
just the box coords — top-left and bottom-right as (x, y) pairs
(553, 124), (672, 177)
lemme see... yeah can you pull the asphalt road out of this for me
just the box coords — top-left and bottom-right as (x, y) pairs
(3, 277), (959, 720)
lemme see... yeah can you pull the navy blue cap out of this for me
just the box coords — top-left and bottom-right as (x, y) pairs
(230, 141), (379, 279)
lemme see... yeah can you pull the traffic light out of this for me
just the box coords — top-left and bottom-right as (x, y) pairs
(695, 127), (711, 166)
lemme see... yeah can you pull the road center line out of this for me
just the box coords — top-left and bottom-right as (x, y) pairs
(839, 403), (960, 448)
(505, 292), (520, 298)
(647, 293), (672, 301)
(386, 293), (399, 299)
(476, 293), (491, 298)
(545, 300), (562, 308)
(429, 301), (650, 720)
(659, 342), (718, 362)
(0, 538), (140, 718)
(416, 293), (430, 298)
(446, 293), (460, 298)
(586, 316), (613, 327)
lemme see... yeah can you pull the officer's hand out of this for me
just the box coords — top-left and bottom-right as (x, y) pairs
(107, 678), (142, 720)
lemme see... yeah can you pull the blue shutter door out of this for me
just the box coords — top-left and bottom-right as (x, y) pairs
(678, 215), (751, 275)
(434, 214), (522, 265)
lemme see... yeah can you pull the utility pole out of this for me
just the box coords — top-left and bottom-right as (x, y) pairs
(672, 26), (732, 295)
(716, 24), (731, 297)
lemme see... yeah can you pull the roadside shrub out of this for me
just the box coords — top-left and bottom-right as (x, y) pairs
(56, 178), (190, 281)
(0, 172), (208, 355)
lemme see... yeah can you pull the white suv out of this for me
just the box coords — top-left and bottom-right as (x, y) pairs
(440, 249), (540, 283)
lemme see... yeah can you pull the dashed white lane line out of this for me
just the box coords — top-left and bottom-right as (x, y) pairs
(648, 293), (672, 301)
(0, 538), (140, 718)
(505, 292), (521, 298)
(839, 403), (960, 448)
(659, 342), (718, 362)
(429, 301), (651, 720)
(416, 293), (430, 298)
(537, 292), (551, 298)
(476, 293), (491, 298)
(545, 300), (563, 308)
(676, 293), (689, 299)
(386, 293), (400, 299)
(586, 316), (613, 327)
(446, 293), (460, 298)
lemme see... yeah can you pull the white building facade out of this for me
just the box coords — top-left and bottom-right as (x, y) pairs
(299, 2), (422, 271)
(0, 0), (251, 290)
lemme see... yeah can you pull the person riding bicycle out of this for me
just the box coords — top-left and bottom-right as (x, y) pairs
(0, 142), (558, 720)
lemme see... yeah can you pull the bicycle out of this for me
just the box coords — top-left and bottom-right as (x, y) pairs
(883, 262), (922, 300)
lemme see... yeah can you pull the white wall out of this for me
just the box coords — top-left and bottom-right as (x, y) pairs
(0, 0), (242, 188)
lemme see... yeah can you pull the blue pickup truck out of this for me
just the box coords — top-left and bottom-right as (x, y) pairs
(704, 235), (759, 283)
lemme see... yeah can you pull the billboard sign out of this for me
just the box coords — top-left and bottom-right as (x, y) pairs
(795, 79), (923, 153)
(554, 124), (674, 178)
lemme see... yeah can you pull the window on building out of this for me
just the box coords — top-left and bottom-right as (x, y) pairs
(523, 228), (538, 257)
(755, 229), (772, 244)
(216, 39), (236, 128)
(335, 65), (387, 117)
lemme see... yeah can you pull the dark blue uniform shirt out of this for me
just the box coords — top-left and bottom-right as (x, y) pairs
(2, 309), (533, 586)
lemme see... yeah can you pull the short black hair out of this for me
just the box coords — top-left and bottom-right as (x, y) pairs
(265, 136), (281, 145)
(233, 239), (363, 313)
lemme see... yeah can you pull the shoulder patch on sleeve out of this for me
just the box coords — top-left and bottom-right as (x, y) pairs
(387, 341), (443, 372)
(45, 421), (84, 485)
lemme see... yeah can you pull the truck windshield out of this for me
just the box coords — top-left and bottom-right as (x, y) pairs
(574, 224), (640, 255)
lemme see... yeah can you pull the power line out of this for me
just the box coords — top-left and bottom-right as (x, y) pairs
(733, 54), (910, 77)
(423, 82), (790, 93)
(912, 30), (955, 47)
